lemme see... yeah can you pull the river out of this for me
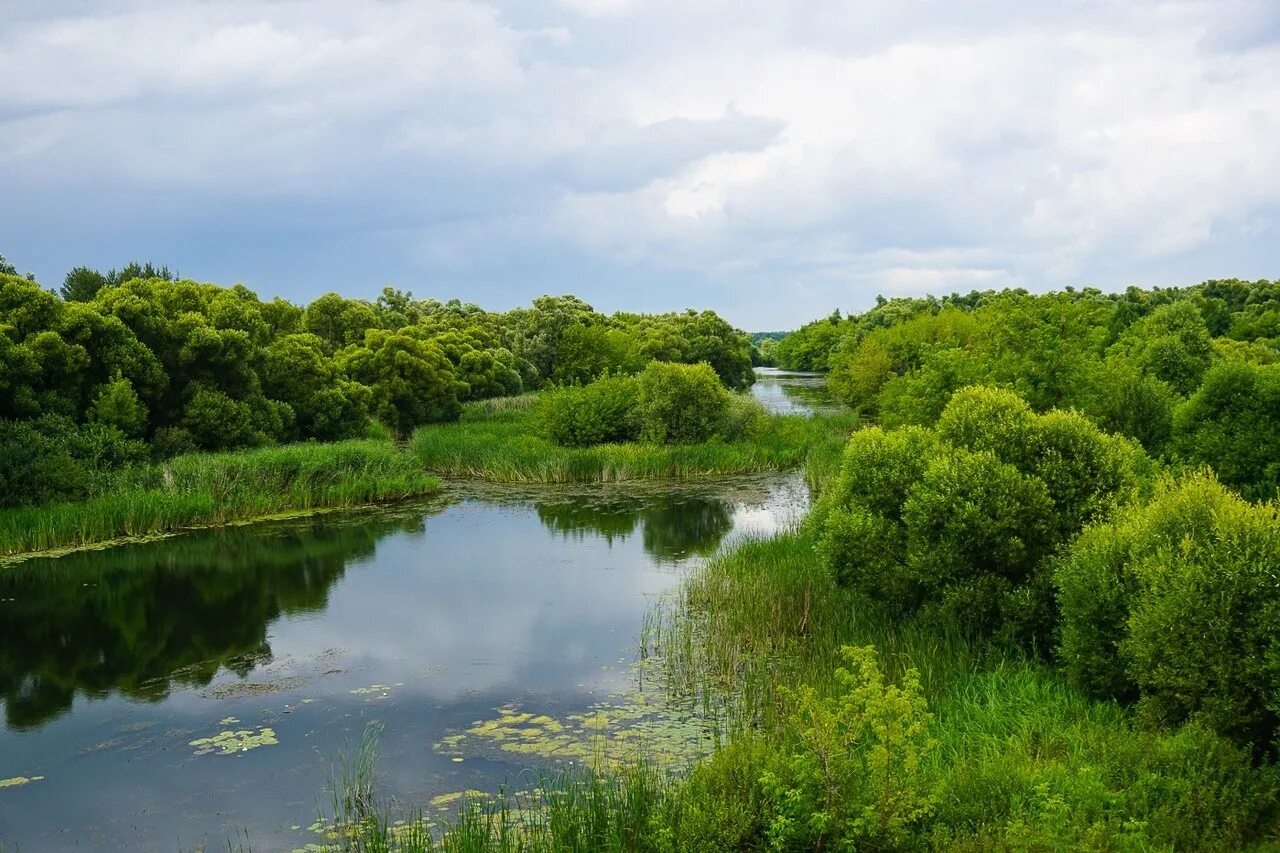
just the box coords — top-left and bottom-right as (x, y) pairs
(0, 371), (828, 851)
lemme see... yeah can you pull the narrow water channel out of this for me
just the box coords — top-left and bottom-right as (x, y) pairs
(0, 475), (808, 851)
(749, 367), (839, 415)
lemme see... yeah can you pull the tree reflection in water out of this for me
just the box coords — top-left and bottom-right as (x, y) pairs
(536, 492), (734, 561)
(0, 511), (429, 730)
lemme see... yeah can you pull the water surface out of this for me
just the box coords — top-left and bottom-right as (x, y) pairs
(0, 475), (806, 851)
(750, 367), (838, 415)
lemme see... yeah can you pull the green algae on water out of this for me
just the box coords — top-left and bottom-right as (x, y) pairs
(433, 688), (715, 771)
(349, 682), (402, 699)
(0, 775), (44, 788)
(189, 726), (279, 756)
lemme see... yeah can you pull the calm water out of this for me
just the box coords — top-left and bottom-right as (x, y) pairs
(0, 475), (808, 851)
(750, 367), (838, 415)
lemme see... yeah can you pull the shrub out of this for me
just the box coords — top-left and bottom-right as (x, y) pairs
(904, 448), (1058, 641)
(820, 387), (1143, 645)
(635, 361), (732, 444)
(1173, 359), (1280, 500)
(760, 646), (937, 849)
(0, 417), (90, 507)
(1056, 473), (1280, 748)
(718, 392), (769, 441)
(537, 374), (640, 447)
(1087, 358), (1177, 453)
(0, 415), (147, 507)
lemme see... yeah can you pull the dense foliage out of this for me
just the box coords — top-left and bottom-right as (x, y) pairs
(0, 259), (753, 508)
(773, 279), (1280, 500)
(536, 362), (765, 447)
(1057, 473), (1280, 749)
(816, 386), (1143, 645)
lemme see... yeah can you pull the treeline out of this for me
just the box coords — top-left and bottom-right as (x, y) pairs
(0, 254), (752, 508)
(776, 280), (1280, 499)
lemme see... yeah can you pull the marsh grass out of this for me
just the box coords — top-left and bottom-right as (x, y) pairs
(0, 440), (439, 557)
(411, 401), (857, 483)
(639, 526), (1280, 850)
(316, 735), (677, 853)
(291, 502), (1280, 851)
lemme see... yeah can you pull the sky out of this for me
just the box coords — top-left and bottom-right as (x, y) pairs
(2, 0), (1279, 330)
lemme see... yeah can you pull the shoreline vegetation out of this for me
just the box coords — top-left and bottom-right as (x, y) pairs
(0, 440), (441, 560)
(308, 423), (1280, 852)
(2, 399), (853, 561)
(411, 394), (858, 484)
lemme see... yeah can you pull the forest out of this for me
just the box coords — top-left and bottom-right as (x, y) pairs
(0, 253), (754, 514)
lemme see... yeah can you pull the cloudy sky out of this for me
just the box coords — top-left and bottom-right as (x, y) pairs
(2, 0), (1278, 329)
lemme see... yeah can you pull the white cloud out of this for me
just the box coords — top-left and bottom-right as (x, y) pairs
(0, 0), (1277, 327)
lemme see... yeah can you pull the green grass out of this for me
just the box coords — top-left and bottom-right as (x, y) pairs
(0, 440), (439, 558)
(410, 399), (858, 483)
(319, 524), (1280, 851)
(635, 527), (1280, 851)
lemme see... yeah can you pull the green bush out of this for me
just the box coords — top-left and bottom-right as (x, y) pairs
(819, 386), (1143, 645)
(537, 374), (640, 447)
(1056, 473), (1280, 748)
(1173, 359), (1280, 500)
(635, 361), (732, 444)
(0, 415), (146, 508)
(537, 362), (759, 448)
(760, 646), (937, 850)
(904, 448), (1058, 642)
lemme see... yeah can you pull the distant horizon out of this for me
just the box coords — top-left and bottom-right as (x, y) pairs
(5, 252), (1266, 334)
(3, 0), (1278, 329)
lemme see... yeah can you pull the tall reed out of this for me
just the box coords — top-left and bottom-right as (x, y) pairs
(411, 404), (857, 483)
(0, 440), (439, 557)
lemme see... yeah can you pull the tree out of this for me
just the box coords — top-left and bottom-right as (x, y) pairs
(1173, 360), (1280, 500)
(338, 330), (466, 434)
(60, 267), (109, 302)
(87, 373), (148, 438)
(304, 293), (380, 352)
(263, 334), (371, 440)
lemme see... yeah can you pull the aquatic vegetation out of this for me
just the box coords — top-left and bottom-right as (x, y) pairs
(202, 675), (311, 699)
(428, 790), (489, 808)
(349, 682), (402, 699)
(434, 689), (716, 772)
(189, 726), (279, 756)
(0, 775), (44, 788)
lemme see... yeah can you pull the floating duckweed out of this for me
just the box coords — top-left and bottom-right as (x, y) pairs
(348, 682), (402, 699)
(0, 775), (44, 788)
(189, 726), (279, 756)
(434, 688), (714, 770)
(218, 716), (240, 725)
(428, 789), (489, 808)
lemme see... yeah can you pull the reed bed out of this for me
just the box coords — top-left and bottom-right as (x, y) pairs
(411, 405), (857, 483)
(0, 440), (439, 557)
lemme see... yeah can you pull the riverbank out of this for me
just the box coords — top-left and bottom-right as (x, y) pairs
(2, 392), (851, 561)
(411, 397), (858, 483)
(324, 526), (1280, 852)
(0, 440), (440, 560)
(318, 434), (1280, 851)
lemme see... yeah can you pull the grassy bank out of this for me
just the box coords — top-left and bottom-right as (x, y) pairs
(319, 525), (1280, 851)
(410, 397), (858, 483)
(0, 440), (439, 558)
